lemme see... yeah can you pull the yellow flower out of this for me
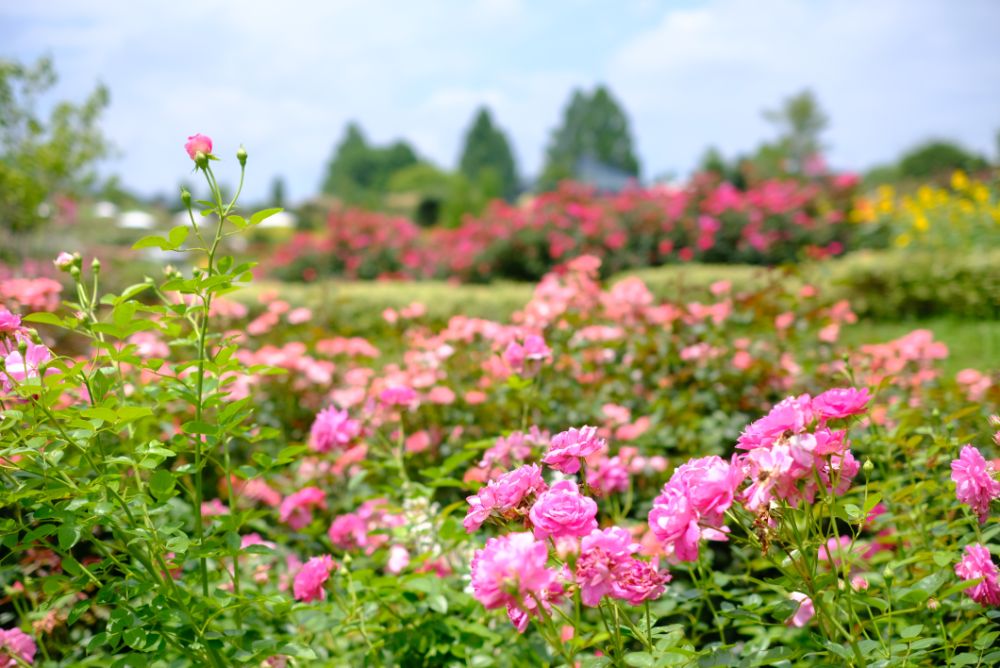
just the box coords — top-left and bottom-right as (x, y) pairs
(951, 170), (969, 191)
(894, 233), (912, 248)
(913, 213), (929, 232)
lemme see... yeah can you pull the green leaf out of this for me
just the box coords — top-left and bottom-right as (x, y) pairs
(250, 207), (282, 226)
(58, 522), (81, 550)
(181, 420), (218, 436)
(229, 215), (247, 229)
(623, 652), (654, 667)
(149, 469), (176, 500)
(427, 593), (448, 614)
(168, 225), (189, 247)
(899, 624), (923, 639)
(22, 312), (64, 327)
(132, 235), (172, 250)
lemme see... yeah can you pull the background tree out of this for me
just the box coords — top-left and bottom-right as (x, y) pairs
(897, 140), (988, 179)
(321, 122), (418, 206)
(762, 89), (829, 173)
(539, 85), (640, 191)
(458, 107), (519, 201)
(0, 56), (110, 238)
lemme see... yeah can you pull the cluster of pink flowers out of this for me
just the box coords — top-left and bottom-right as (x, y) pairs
(0, 314), (55, 395)
(464, 464), (548, 532)
(950, 445), (1000, 524)
(737, 388), (867, 512)
(648, 455), (743, 562)
(575, 527), (668, 607)
(278, 487), (327, 530)
(327, 498), (404, 553)
(954, 543), (1000, 607)
(466, 426), (669, 632)
(268, 173), (858, 283)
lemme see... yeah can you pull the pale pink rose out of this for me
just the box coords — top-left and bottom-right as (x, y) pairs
(787, 592), (814, 627)
(287, 307), (312, 324)
(386, 545), (410, 574)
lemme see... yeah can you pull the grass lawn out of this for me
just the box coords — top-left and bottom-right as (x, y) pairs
(842, 318), (1000, 376)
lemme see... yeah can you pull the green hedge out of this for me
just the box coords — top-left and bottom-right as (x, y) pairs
(243, 249), (998, 330)
(814, 248), (1000, 320)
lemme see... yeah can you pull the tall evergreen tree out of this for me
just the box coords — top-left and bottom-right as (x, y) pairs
(321, 123), (418, 205)
(539, 85), (640, 191)
(458, 107), (519, 201)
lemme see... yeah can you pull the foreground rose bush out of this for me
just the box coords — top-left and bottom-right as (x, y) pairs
(0, 138), (997, 666)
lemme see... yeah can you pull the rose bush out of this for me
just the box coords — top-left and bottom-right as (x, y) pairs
(0, 139), (997, 666)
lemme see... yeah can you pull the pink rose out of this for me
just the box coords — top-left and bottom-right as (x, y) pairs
(542, 426), (605, 474)
(787, 592), (815, 627)
(293, 555), (336, 602)
(529, 480), (598, 540)
(184, 133), (213, 160)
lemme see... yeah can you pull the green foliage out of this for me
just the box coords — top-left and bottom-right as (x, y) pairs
(459, 107), (520, 201)
(898, 141), (989, 179)
(0, 56), (110, 239)
(321, 122), (418, 205)
(540, 85), (640, 190)
(817, 248), (1000, 320)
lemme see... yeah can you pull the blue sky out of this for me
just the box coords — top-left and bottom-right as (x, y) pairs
(2, 0), (999, 202)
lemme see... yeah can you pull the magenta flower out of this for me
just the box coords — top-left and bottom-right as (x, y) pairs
(542, 426), (605, 474)
(786, 592), (815, 627)
(293, 555), (336, 602)
(529, 480), (598, 540)
(647, 485), (702, 562)
(954, 543), (1000, 607)
(309, 406), (361, 453)
(812, 387), (870, 420)
(737, 394), (814, 450)
(279, 487), (327, 530)
(184, 133), (213, 160)
(951, 445), (1000, 524)
(464, 464), (548, 532)
(0, 627), (36, 666)
(470, 532), (559, 612)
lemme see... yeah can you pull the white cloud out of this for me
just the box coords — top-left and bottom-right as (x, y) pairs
(1, 0), (997, 201)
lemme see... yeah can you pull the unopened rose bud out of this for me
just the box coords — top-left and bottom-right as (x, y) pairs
(17, 340), (27, 356)
(863, 458), (874, 475)
(53, 252), (75, 271)
(69, 265), (81, 280)
(181, 188), (192, 208)
(237, 146), (247, 167)
(927, 598), (939, 611)
(91, 257), (101, 274)
(882, 566), (894, 582)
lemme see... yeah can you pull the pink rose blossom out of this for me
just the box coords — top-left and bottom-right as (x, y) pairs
(647, 485), (702, 562)
(610, 557), (669, 605)
(293, 555), (336, 602)
(279, 487), (327, 530)
(379, 385), (418, 407)
(464, 464), (548, 532)
(53, 252), (75, 270)
(309, 406), (361, 453)
(951, 445), (1000, 524)
(386, 545), (410, 574)
(470, 532), (560, 614)
(1, 342), (53, 393)
(542, 426), (605, 474)
(0, 309), (20, 334)
(575, 527), (638, 606)
(529, 480), (598, 540)
(787, 592), (815, 627)
(811, 387), (870, 421)
(184, 133), (213, 160)
(955, 543), (1000, 607)
(670, 455), (744, 524)
(0, 627), (35, 667)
